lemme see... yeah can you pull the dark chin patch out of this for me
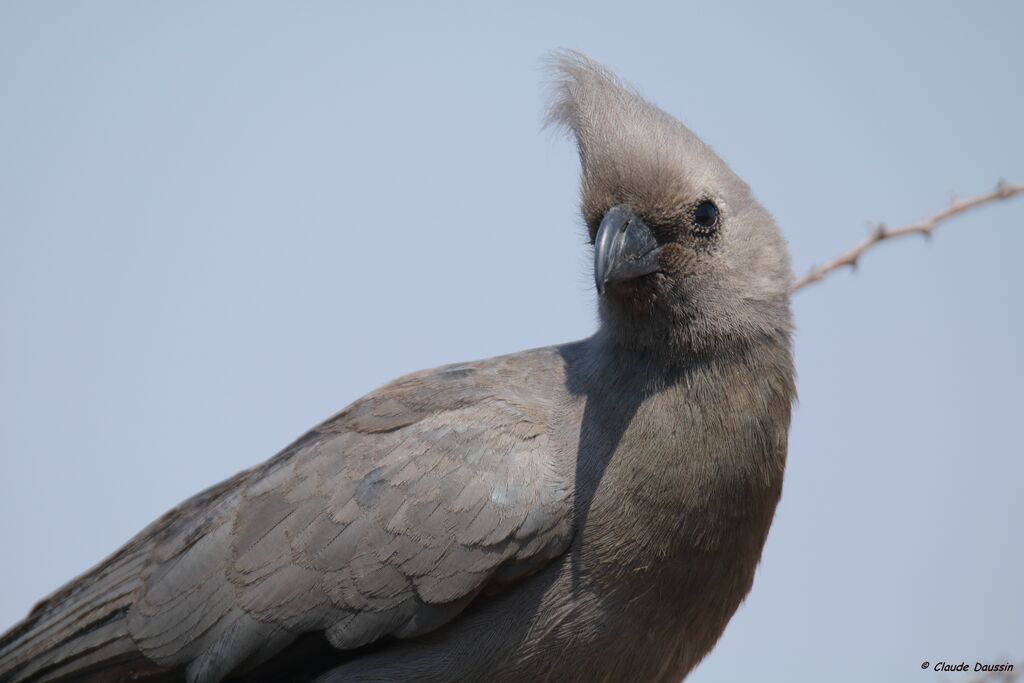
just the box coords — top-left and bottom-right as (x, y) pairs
(604, 272), (660, 295)
(601, 274), (666, 320)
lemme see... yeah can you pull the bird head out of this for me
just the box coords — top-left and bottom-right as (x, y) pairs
(548, 52), (793, 358)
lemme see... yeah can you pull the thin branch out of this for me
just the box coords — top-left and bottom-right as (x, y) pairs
(793, 181), (1024, 292)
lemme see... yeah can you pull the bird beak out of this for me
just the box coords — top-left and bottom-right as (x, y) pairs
(593, 205), (662, 294)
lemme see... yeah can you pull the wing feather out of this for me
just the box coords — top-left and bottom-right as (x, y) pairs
(125, 352), (573, 682)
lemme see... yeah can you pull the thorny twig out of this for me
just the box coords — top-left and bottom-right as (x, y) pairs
(792, 181), (1024, 292)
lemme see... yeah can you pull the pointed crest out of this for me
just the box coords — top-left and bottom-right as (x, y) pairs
(546, 51), (735, 228)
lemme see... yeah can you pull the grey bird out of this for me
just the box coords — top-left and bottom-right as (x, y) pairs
(0, 52), (795, 683)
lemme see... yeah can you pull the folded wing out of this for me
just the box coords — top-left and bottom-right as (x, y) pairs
(128, 354), (574, 682)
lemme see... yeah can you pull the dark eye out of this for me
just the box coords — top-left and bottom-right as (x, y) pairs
(692, 200), (719, 235)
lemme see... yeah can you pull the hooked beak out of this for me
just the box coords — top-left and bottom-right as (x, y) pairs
(593, 205), (662, 294)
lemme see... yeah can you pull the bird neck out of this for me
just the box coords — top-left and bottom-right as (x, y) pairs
(590, 321), (789, 378)
(595, 288), (793, 365)
(572, 326), (795, 543)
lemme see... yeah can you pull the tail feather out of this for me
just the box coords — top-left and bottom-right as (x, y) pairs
(0, 468), (253, 682)
(0, 537), (171, 682)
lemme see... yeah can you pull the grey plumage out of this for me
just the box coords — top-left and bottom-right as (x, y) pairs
(0, 51), (795, 683)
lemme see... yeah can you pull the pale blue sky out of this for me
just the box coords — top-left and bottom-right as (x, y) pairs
(1, 2), (1022, 681)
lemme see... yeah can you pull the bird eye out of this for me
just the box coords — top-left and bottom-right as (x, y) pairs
(692, 200), (719, 235)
